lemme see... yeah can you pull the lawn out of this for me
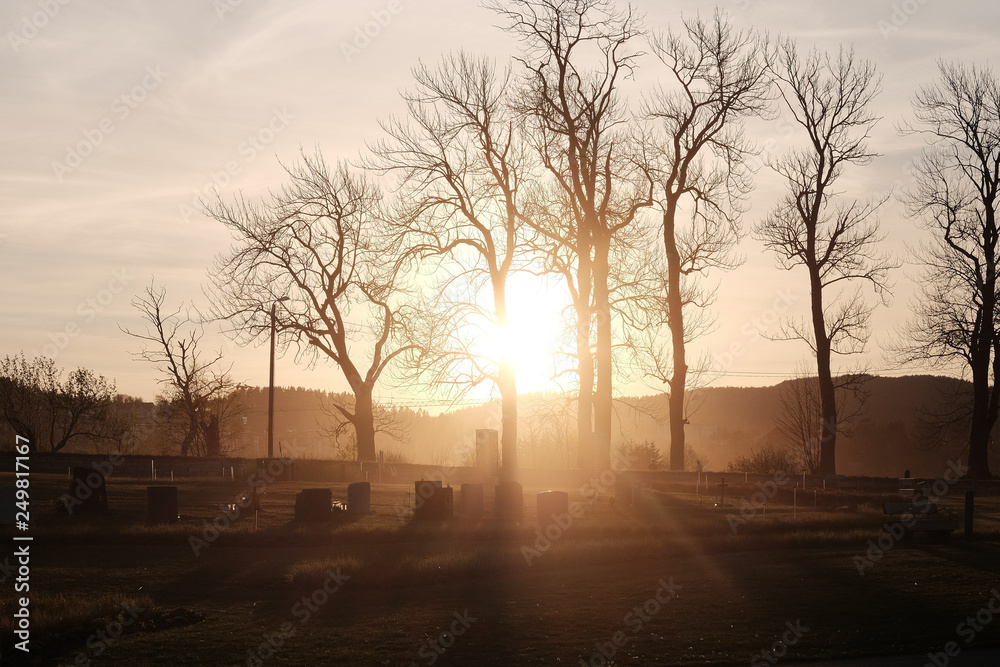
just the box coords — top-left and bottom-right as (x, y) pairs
(2, 471), (1000, 666)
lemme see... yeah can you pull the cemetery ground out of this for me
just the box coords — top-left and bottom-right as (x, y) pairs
(2, 471), (1000, 666)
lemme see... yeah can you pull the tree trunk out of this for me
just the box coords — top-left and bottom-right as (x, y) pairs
(663, 208), (687, 471)
(576, 313), (594, 473)
(967, 250), (997, 479)
(968, 363), (992, 479)
(180, 412), (197, 457)
(592, 231), (613, 474)
(809, 264), (837, 476)
(353, 387), (377, 462)
(204, 414), (221, 457)
(498, 360), (518, 482)
(576, 225), (595, 473)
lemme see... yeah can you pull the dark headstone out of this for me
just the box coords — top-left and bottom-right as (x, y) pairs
(69, 467), (108, 514)
(347, 482), (371, 514)
(495, 481), (523, 517)
(295, 488), (332, 522)
(413, 480), (453, 521)
(460, 483), (484, 518)
(536, 490), (569, 524)
(147, 486), (178, 524)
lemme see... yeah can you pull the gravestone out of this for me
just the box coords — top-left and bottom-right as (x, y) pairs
(69, 467), (108, 514)
(347, 482), (371, 514)
(460, 483), (484, 518)
(0, 486), (16, 525)
(295, 488), (332, 522)
(147, 486), (179, 524)
(413, 480), (453, 521)
(536, 490), (569, 524)
(476, 429), (499, 481)
(495, 481), (523, 517)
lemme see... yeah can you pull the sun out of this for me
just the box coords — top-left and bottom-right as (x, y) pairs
(491, 274), (571, 394)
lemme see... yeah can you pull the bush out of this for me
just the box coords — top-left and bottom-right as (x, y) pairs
(618, 439), (663, 470)
(726, 444), (801, 474)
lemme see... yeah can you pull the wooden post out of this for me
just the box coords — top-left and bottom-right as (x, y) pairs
(718, 478), (728, 508)
(793, 487), (797, 519)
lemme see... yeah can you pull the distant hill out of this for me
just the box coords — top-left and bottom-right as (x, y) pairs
(640, 375), (982, 478)
(35, 375), (992, 478)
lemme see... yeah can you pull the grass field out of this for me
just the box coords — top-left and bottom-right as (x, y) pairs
(3, 470), (1000, 666)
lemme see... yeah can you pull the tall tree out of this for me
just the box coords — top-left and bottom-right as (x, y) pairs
(122, 283), (243, 457)
(370, 53), (530, 481)
(897, 61), (1000, 479)
(208, 154), (413, 462)
(643, 11), (772, 470)
(490, 0), (650, 473)
(753, 41), (895, 475)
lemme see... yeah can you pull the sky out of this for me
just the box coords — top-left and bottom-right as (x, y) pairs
(1, 0), (997, 406)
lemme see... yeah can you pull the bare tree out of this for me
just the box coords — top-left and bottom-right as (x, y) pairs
(369, 53), (531, 481)
(642, 11), (772, 470)
(896, 61), (1000, 479)
(490, 0), (651, 474)
(753, 40), (895, 475)
(207, 153), (414, 462)
(122, 283), (243, 457)
(774, 363), (870, 474)
(0, 352), (124, 453)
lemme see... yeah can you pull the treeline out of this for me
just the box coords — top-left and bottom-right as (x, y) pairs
(0, 350), (986, 476)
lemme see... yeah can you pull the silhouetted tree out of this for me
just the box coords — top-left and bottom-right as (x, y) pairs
(490, 0), (650, 474)
(207, 154), (414, 462)
(642, 11), (772, 470)
(754, 41), (895, 475)
(122, 283), (244, 457)
(369, 53), (532, 481)
(896, 61), (1000, 479)
(0, 353), (124, 453)
(774, 364), (870, 474)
